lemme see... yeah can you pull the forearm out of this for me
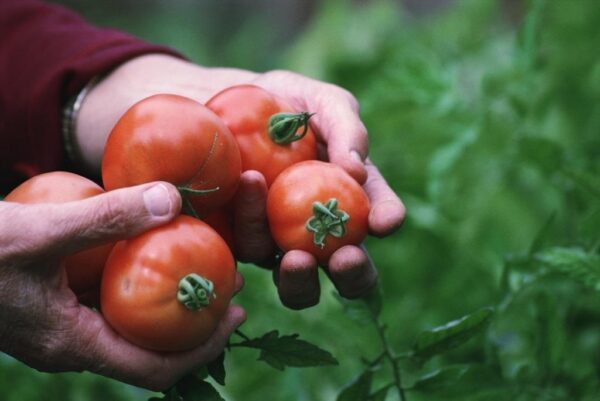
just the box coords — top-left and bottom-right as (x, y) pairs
(75, 54), (259, 174)
(0, 0), (182, 184)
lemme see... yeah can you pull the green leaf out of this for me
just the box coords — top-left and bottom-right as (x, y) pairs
(518, 137), (564, 174)
(563, 168), (600, 199)
(176, 375), (225, 401)
(407, 365), (470, 392)
(413, 308), (494, 359)
(368, 385), (390, 401)
(207, 352), (226, 386)
(528, 212), (557, 256)
(148, 388), (182, 401)
(336, 284), (383, 325)
(536, 247), (600, 291)
(336, 370), (373, 401)
(236, 330), (338, 370)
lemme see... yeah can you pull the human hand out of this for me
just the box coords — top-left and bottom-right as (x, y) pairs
(0, 182), (245, 390)
(74, 54), (405, 309)
(232, 72), (406, 309)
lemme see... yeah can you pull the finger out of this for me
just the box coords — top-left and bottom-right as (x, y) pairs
(276, 250), (320, 310)
(234, 271), (245, 295)
(233, 170), (276, 264)
(364, 159), (406, 237)
(312, 95), (369, 184)
(80, 304), (246, 391)
(327, 245), (378, 299)
(6, 182), (181, 259)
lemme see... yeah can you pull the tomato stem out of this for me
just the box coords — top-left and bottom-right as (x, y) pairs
(268, 112), (314, 145)
(305, 198), (349, 249)
(178, 186), (220, 196)
(177, 186), (220, 219)
(177, 273), (216, 311)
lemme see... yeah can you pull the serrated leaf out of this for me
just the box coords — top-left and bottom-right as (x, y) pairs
(413, 308), (494, 359)
(408, 365), (469, 392)
(336, 370), (373, 401)
(336, 284), (383, 325)
(207, 352), (226, 386)
(236, 330), (338, 370)
(536, 247), (600, 291)
(176, 375), (225, 401)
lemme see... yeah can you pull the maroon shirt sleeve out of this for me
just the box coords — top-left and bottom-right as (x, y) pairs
(0, 0), (185, 191)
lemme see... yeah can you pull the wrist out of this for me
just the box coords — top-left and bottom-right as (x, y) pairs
(73, 54), (260, 173)
(62, 76), (102, 172)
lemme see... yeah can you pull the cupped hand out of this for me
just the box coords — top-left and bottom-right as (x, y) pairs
(235, 71), (406, 309)
(0, 182), (245, 390)
(234, 161), (404, 309)
(75, 54), (405, 310)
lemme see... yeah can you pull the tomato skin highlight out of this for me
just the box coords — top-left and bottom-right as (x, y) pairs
(206, 84), (317, 187)
(100, 215), (236, 352)
(102, 94), (241, 217)
(267, 161), (370, 266)
(4, 171), (113, 297)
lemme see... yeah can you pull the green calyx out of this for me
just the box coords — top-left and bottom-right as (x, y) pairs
(268, 112), (314, 145)
(305, 198), (350, 249)
(177, 273), (216, 311)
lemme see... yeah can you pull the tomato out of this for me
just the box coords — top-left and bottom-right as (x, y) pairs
(267, 161), (370, 266)
(206, 84), (317, 187)
(100, 215), (236, 351)
(4, 171), (113, 297)
(102, 94), (241, 217)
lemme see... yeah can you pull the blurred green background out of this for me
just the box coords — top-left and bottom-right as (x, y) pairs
(2, 0), (600, 400)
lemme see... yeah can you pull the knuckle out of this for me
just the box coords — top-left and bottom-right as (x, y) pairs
(86, 198), (131, 240)
(342, 88), (361, 111)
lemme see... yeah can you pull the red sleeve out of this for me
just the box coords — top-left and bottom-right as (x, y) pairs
(0, 0), (185, 191)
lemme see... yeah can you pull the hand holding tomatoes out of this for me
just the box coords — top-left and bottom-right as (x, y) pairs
(233, 161), (404, 309)
(0, 179), (245, 390)
(72, 54), (405, 310)
(267, 161), (370, 266)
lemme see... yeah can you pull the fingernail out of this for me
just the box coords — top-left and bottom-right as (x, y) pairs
(143, 184), (172, 216)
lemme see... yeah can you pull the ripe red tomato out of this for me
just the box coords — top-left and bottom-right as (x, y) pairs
(4, 171), (113, 297)
(102, 94), (241, 217)
(206, 84), (317, 187)
(100, 215), (236, 351)
(267, 161), (370, 266)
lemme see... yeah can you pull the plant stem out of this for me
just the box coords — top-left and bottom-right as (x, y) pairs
(234, 329), (251, 341)
(372, 316), (406, 401)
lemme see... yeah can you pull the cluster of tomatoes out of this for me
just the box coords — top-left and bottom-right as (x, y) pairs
(5, 84), (370, 352)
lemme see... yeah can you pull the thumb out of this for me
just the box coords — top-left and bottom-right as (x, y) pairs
(13, 182), (181, 259)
